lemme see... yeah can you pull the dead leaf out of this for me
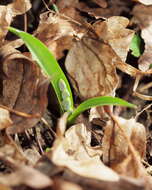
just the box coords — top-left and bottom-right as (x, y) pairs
(0, 0), (31, 45)
(133, 5), (152, 71)
(134, 0), (152, 5)
(65, 37), (119, 99)
(8, 0), (31, 16)
(94, 16), (134, 62)
(51, 114), (119, 182)
(56, 0), (79, 10)
(102, 116), (146, 169)
(77, 0), (131, 19)
(0, 108), (12, 130)
(35, 12), (83, 60)
(0, 46), (49, 134)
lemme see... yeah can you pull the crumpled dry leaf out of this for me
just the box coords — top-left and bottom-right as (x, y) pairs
(65, 37), (119, 99)
(134, 0), (152, 5)
(102, 116), (146, 175)
(51, 114), (119, 182)
(35, 12), (84, 60)
(133, 5), (152, 71)
(8, 0), (31, 16)
(0, 46), (49, 134)
(0, 108), (12, 130)
(0, 0), (31, 45)
(65, 16), (136, 100)
(94, 16), (134, 62)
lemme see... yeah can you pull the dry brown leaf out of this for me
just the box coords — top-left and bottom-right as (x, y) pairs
(51, 114), (119, 182)
(133, 5), (152, 71)
(94, 16), (134, 62)
(77, 0), (131, 19)
(8, 0), (31, 16)
(35, 12), (83, 60)
(0, 0), (31, 45)
(0, 46), (49, 134)
(102, 116), (146, 171)
(56, 0), (79, 10)
(65, 37), (119, 99)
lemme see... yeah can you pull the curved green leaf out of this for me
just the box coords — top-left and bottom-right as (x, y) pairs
(67, 96), (136, 125)
(9, 26), (74, 113)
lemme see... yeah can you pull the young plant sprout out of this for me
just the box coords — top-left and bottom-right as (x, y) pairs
(9, 27), (136, 125)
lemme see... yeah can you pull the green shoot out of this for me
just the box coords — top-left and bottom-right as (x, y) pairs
(67, 96), (136, 125)
(9, 26), (74, 114)
(130, 34), (142, 57)
(9, 27), (136, 125)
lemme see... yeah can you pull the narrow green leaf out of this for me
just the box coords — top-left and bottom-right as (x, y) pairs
(67, 96), (136, 125)
(130, 34), (142, 57)
(9, 26), (74, 113)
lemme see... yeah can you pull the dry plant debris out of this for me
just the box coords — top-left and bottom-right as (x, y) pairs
(1, 0), (152, 190)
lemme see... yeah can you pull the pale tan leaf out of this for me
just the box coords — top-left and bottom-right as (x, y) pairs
(35, 12), (83, 60)
(0, 0), (31, 45)
(94, 16), (134, 62)
(134, 0), (152, 5)
(51, 116), (119, 182)
(102, 116), (146, 166)
(8, 0), (31, 16)
(0, 108), (12, 130)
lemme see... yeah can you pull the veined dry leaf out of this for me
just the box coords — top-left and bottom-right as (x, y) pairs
(51, 114), (119, 182)
(0, 46), (49, 134)
(35, 12), (83, 60)
(0, 0), (31, 45)
(65, 16), (152, 101)
(102, 116), (146, 167)
(133, 5), (152, 71)
(65, 37), (119, 99)
(94, 16), (135, 62)
(0, 108), (12, 130)
(134, 0), (152, 5)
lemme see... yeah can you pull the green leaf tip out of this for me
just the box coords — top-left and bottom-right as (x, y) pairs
(67, 96), (136, 125)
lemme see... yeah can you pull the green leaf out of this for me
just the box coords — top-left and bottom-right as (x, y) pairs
(67, 96), (136, 125)
(130, 34), (142, 57)
(9, 26), (74, 113)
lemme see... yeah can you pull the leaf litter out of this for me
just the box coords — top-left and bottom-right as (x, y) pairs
(1, 0), (152, 190)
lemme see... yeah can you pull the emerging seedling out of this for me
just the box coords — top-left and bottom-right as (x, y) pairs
(9, 27), (136, 125)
